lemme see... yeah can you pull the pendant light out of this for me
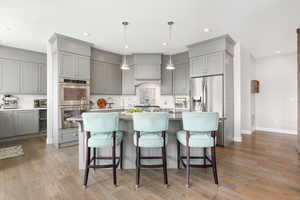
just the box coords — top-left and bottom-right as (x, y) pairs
(121, 21), (130, 70)
(166, 21), (175, 70)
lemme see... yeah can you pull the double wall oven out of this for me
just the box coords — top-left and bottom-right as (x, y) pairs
(59, 79), (89, 129)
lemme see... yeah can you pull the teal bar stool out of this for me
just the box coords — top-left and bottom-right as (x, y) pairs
(132, 112), (169, 188)
(177, 112), (219, 188)
(82, 112), (124, 187)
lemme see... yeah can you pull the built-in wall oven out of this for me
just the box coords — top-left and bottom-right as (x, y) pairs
(60, 106), (87, 129)
(59, 79), (90, 106)
(59, 79), (90, 130)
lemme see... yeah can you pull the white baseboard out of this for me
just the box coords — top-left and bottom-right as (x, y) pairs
(241, 130), (252, 135)
(255, 127), (297, 135)
(234, 136), (242, 142)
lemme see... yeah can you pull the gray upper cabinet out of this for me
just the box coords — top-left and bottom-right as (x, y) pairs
(0, 46), (46, 95)
(77, 55), (90, 80)
(173, 62), (189, 95)
(122, 66), (135, 95)
(105, 63), (122, 94)
(206, 52), (224, 75)
(0, 59), (20, 94)
(59, 52), (90, 80)
(90, 48), (122, 95)
(59, 52), (76, 78)
(20, 62), (39, 94)
(160, 56), (173, 95)
(188, 35), (235, 77)
(39, 64), (47, 94)
(91, 60), (122, 95)
(51, 34), (92, 81)
(190, 55), (206, 77)
(0, 111), (15, 139)
(189, 52), (223, 77)
(133, 54), (161, 80)
(91, 60), (106, 94)
(14, 110), (39, 136)
(0, 61), (3, 92)
(135, 65), (161, 80)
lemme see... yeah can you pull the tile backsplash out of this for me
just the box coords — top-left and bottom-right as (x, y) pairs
(15, 95), (47, 109)
(90, 83), (179, 109)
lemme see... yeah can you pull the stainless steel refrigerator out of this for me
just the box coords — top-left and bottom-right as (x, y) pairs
(190, 75), (234, 146)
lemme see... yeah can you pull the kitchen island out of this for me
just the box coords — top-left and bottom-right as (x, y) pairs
(72, 112), (222, 169)
(73, 113), (186, 169)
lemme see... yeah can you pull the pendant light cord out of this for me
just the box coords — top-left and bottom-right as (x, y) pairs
(168, 21), (174, 64)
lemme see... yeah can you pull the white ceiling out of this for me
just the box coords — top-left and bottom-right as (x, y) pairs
(0, 0), (299, 58)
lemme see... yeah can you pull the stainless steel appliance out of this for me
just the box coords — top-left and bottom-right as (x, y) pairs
(59, 79), (90, 106)
(34, 99), (47, 108)
(0, 95), (18, 109)
(60, 106), (88, 129)
(174, 97), (189, 112)
(190, 75), (233, 146)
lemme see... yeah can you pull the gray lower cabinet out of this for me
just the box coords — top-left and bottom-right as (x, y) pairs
(122, 66), (136, 95)
(59, 51), (90, 80)
(91, 60), (122, 95)
(14, 110), (39, 136)
(0, 59), (20, 94)
(0, 111), (15, 138)
(20, 62), (39, 94)
(173, 62), (189, 95)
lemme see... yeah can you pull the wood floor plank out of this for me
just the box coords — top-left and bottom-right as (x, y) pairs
(0, 131), (299, 200)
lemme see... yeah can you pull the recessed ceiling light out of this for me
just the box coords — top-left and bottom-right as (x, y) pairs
(203, 28), (210, 33)
(275, 50), (281, 54)
(162, 42), (167, 46)
(83, 32), (90, 36)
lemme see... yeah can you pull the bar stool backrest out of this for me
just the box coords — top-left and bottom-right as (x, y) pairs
(82, 112), (119, 133)
(182, 112), (219, 132)
(132, 112), (169, 132)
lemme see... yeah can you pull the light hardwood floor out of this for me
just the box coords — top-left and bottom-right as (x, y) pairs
(0, 131), (300, 200)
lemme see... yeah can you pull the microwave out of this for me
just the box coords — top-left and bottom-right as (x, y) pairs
(59, 79), (90, 106)
(34, 99), (47, 108)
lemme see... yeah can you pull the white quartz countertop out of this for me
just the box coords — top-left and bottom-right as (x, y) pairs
(0, 107), (47, 111)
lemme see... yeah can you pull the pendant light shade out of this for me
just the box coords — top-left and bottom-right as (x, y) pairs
(166, 56), (175, 70)
(121, 54), (130, 70)
(121, 21), (130, 70)
(166, 21), (175, 70)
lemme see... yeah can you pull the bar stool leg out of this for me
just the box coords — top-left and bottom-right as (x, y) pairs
(83, 147), (91, 187)
(112, 132), (117, 186)
(93, 148), (96, 172)
(186, 145), (190, 188)
(203, 148), (207, 166)
(211, 146), (218, 184)
(162, 146), (168, 186)
(136, 146), (141, 188)
(120, 140), (123, 170)
(186, 131), (191, 188)
(177, 140), (181, 169)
